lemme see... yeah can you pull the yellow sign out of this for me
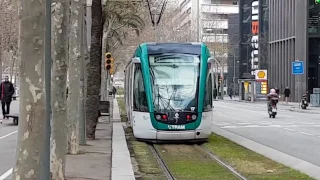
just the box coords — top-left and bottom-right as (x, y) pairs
(257, 71), (265, 78)
(261, 81), (268, 94)
(254, 70), (267, 80)
(244, 82), (249, 93)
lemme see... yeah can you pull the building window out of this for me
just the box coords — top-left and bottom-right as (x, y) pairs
(211, 0), (221, 4)
(232, 1), (238, 5)
(203, 28), (228, 34)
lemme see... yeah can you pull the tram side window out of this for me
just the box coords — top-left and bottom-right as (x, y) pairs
(203, 73), (213, 111)
(133, 64), (148, 112)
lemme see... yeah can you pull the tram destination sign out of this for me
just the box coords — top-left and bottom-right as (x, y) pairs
(168, 125), (185, 130)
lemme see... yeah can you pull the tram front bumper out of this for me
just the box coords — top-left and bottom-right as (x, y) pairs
(156, 130), (206, 140)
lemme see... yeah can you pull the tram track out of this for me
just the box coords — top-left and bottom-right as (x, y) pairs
(148, 144), (176, 180)
(198, 145), (248, 180)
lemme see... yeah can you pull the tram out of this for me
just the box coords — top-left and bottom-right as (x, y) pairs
(124, 42), (214, 142)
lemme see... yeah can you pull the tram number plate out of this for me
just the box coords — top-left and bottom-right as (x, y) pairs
(168, 125), (185, 130)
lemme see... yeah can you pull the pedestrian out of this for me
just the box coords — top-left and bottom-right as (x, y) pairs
(284, 86), (290, 104)
(228, 87), (233, 99)
(112, 86), (117, 99)
(0, 76), (15, 123)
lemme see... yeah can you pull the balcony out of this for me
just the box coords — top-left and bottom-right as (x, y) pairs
(202, 19), (228, 29)
(201, 34), (228, 43)
(201, 4), (238, 14)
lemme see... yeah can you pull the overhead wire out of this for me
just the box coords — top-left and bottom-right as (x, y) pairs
(145, 0), (167, 26)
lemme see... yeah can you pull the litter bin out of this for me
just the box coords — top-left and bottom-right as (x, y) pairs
(99, 101), (110, 117)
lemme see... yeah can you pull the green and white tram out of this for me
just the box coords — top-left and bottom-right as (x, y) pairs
(124, 42), (213, 142)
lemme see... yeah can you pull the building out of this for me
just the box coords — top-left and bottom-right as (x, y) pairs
(173, 0), (239, 95)
(238, 0), (269, 99)
(227, 14), (240, 95)
(269, 0), (320, 102)
(173, 0), (239, 47)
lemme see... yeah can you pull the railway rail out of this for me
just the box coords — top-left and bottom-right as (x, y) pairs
(148, 144), (176, 180)
(199, 145), (248, 180)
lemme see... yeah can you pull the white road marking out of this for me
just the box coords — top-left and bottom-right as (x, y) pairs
(216, 104), (296, 117)
(282, 128), (295, 132)
(300, 132), (314, 136)
(0, 168), (12, 180)
(236, 122), (251, 125)
(0, 131), (18, 140)
(269, 125), (281, 127)
(217, 123), (230, 125)
(221, 125), (268, 129)
(300, 122), (315, 125)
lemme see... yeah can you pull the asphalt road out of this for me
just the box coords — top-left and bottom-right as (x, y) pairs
(212, 100), (320, 167)
(0, 100), (19, 180)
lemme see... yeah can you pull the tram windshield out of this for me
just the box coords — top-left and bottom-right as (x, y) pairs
(149, 54), (200, 112)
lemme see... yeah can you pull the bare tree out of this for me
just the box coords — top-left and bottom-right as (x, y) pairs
(100, 1), (145, 100)
(12, 0), (46, 179)
(50, 0), (69, 179)
(0, 0), (18, 81)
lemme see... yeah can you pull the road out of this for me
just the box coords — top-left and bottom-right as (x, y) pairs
(0, 100), (19, 180)
(212, 100), (320, 167)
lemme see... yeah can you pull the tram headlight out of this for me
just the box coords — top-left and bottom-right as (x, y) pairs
(191, 115), (197, 120)
(156, 115), (161, 120)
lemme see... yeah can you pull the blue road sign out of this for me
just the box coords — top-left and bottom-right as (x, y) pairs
(292, 61), (304, 75)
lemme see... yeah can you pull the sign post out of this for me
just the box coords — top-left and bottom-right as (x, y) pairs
(292, 60), (304, 108)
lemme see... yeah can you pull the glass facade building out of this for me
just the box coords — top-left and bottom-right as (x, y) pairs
(269, 0), (320, 101)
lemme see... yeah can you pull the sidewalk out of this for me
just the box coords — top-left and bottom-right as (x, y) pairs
(221, 96), (320, 113)
(65, 117), (112, 180)
(287, 104), (320, 114)
(65, 98), (135, 180)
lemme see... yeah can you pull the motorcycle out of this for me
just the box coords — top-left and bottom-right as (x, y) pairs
(301, 97), (309, 109)
(268, 99), (277, 118)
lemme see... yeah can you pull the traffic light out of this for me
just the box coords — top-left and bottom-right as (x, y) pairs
(316, 0), (320, 4)
(105, 52), (115, 75)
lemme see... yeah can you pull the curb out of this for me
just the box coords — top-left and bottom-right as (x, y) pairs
(211, 126), (320, 180)
(287, 108), (320, 114)
(111, 123), (136, 180)
(215, 99), (265, 104)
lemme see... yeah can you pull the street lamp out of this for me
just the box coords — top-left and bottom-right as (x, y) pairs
(233, 52), (239, 97)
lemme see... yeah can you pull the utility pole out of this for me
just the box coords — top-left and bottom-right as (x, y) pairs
(233, 52), (236, 97)
(196, 0), (200, 41)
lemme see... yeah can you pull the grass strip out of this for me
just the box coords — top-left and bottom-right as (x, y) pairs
(116, 87), (124, 95)
(204, 134), (315, 180)
(154, 144), (239, 180)
(125, 127), (167, 180)
(116, 97), (127, 122)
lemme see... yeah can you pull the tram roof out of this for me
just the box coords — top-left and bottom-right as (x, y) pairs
(125, 42), (209, 70)
(144, 42), (205, 55)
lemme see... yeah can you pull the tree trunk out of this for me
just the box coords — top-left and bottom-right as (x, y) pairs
(12, 0), (46, 179)
(50, 1), (69, 179)
(86, 0), (102, 139)
(67, 0), (82, 154)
